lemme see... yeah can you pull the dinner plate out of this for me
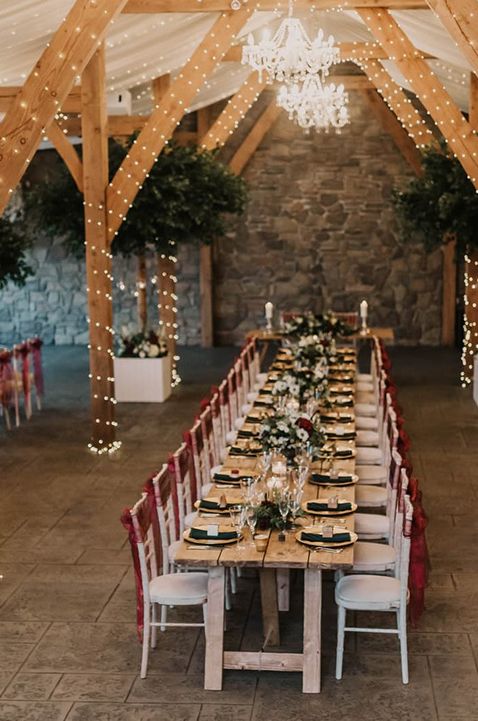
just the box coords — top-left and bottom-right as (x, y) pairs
(295, 528), (358, 548)
(302, 500), (358, 516)
(184, 529), (243, 546)
(309, 473), (359, 487)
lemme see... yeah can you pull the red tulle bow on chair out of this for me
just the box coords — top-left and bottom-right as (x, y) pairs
(407, 476), (431, 626)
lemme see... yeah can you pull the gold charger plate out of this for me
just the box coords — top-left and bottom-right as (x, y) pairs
(302, 500), (358, 516)
(308, 473), (358, 487)
(295, 528), (358, 548)
(184, 529), (242, 546)
(194, 498), (237, 515)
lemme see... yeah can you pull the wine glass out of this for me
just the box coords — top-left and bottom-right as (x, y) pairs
(245, 504), (258, 546)
(289, 488), (303, 530)
(278, 490), (291, 535)
(257, 450), (272, 478)
(229, 505), (246, 551)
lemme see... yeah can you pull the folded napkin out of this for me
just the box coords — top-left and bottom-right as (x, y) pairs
(213, 472), (245, 483)
(320, 415), (353, 424)
(237, 430), (258, 439)
(326, 432), (356, 441)
(254, 400), (273, 407)
(331, 399), (354, 408)
(245, 415), (262, 423)
(301, 530), (351, 544)
(198, 499), (235, 511)
(229, 447), (259, 456)
(334, 449), (354, 458)
(189, 527), (238, 541)
(311, 473), (353, 483)
(260, 388), (273, 395)
(306, 501), (352, 512)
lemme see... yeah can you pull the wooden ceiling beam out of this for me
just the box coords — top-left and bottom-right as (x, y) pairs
(106, 6), (253, 243)
(359, 58), (433, 145)
(426, 0), (478, 76)
(364, 88), (422, 175)
(470, 72), (478, 130)
(200, 72), (265, 149)
(0, 0), (128, 215)
(358, 8), (478, 188)
(46, 121), (84, 192)
(123, 0), (428, 12)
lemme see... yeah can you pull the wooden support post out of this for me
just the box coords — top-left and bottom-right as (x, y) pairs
(200, 73), (265, 150)
(122, 0), (429, 11)
(107, 7), (252, 243)
(197, 106), (211, 138)
(0, 0), (127, 215)
(81, 45), (116, 452)
(441, 237), (457, 347)
(358, 9), (478, 188)
(426, 0), (478, 76)
(229, 100), (281, 175)
(200, 245), (214, 347)
(363, 89), (422, 175)
(46, 122), (84, 192)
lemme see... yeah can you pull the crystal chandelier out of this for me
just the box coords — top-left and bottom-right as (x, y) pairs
(277, 74), (350, 131)
(241, 0), (340, 84)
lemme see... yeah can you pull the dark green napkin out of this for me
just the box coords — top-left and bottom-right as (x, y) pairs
(229, 447), (259, 456)
(245, 415), (261, 423)
(237, 430), (258, 439)
(254, 400), (273, 407)
(332, 399), (354, 408)
(325, 432), (356, 441)
(301, 531), (351, 543)
(311, 473), (353, 484)
(321, 415), (353, 424)
(334, 449), (354, 458)
(307, 501), (352, 512)
(213, 473), (243, 483)
(198, 499), (234, 511)
(189, 527), (238, 541)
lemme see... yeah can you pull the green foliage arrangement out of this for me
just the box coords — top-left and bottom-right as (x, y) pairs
(25, 138), (248, 258)
(0, 217), (33, 290)
(392, 141), (478, 253)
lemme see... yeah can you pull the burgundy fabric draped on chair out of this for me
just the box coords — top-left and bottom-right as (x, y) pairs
(407, 475), (431, 626)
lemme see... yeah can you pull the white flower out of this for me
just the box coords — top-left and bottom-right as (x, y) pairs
(277, 422), (288, 433)
(148, 344), (160, 358)
(139, 351), (146, 358)
(297, 428), (309, 442)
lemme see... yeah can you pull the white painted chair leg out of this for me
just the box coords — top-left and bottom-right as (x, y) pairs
(140, 609), (150, 679)
(336, 605), (346, 680)
(397, 607), (409, 684)
(160, 605), (167, 632)
(150, 603), (157, 649)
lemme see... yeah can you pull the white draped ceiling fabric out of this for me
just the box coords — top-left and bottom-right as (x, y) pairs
(0, 1), (472, 125)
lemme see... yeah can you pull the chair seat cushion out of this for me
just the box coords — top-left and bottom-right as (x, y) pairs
(354, 402), (377, 417)
(356, 430), (380, 447)
(226, 430), (238, 444)
(357, 465), (387, 484)
(247, 391), (258, 403)
(184, 511), (197, 529)
(241, 403), (252, 416)
(356, 381), (374, 393)
(355, 415), (379, 431)
(357, 373), (373, 382)
(352, 541), (396, 572)
(335, 574), (401, 609)
(234, 416), (245, 430)
(355, 512), (389, 538)
(356, 447), (384, 465)
(355, 485), (387, 507)
(149, 572), (208, 605)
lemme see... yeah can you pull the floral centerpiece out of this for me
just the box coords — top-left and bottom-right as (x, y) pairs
(292, 334), (336, 368)
(117, 328), (168, 359)
(259, 410), (325, 462)
(272, 367), (329, 404)
(283, 311), (356, 339)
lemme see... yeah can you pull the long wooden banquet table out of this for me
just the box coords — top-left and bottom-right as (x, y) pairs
(175, 348), (359, 693)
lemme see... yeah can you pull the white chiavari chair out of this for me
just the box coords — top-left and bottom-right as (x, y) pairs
(335, 495), (414, 684)
(130, 486), (208, 679)
(354, 443), (401, 541)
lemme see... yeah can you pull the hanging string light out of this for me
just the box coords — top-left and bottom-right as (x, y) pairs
(277, 74), (349, 131)
(242, 0), (339, 84)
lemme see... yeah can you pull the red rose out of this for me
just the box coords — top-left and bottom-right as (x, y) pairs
(296, 417), (313, 436)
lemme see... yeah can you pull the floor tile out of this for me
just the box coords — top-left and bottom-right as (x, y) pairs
(65, 702), (200, 720)
(52, 674), (135, 702)
(2, 672), (61, 700)
(0, 700), (71, 721)
(127, 672), (257, 705)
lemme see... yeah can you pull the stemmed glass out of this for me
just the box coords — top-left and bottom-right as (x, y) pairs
(278, 489), (291, 536)
(245, 504), (258, 547)
(229, 505), (246, 551)
(289, 487), (303, 530)
(296, 456), (310, 489)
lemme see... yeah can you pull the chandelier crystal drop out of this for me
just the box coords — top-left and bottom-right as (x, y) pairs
(276, 74), (350, 132)
(241, 1), (340, 84)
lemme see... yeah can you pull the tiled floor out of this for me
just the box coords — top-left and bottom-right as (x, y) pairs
(0, 345), (477, 721)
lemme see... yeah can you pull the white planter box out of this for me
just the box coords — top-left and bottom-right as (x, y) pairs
(114, 355), (172, 403)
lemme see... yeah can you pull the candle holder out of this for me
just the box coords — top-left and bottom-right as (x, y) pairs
(265, 318), (273, 333)
(359, 317), (370, 336)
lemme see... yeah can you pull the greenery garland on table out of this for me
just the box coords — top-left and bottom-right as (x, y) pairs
(391, 141), (478, 253)
(283, 311), (356, 339)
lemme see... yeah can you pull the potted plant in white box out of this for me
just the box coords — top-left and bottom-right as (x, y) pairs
(113, 327), (171, 403)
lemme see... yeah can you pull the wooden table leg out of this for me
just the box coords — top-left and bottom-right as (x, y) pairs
(276, 568), (290, 612)
(302, 568), (322, 693)
(204, 566), (225, 690)
(259, 568), (280, 647)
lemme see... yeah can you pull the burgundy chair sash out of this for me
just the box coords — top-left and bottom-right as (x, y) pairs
(407, 476), (430, 627)
(0, 349), (14, 408)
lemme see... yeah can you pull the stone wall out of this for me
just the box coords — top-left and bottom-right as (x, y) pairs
(213, 90), (443, 346)
(0, 90), (443, 348)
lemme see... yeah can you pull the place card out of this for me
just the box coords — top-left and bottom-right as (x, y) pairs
(322, 524), (334, 538)
(206, 524), (219, 537)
